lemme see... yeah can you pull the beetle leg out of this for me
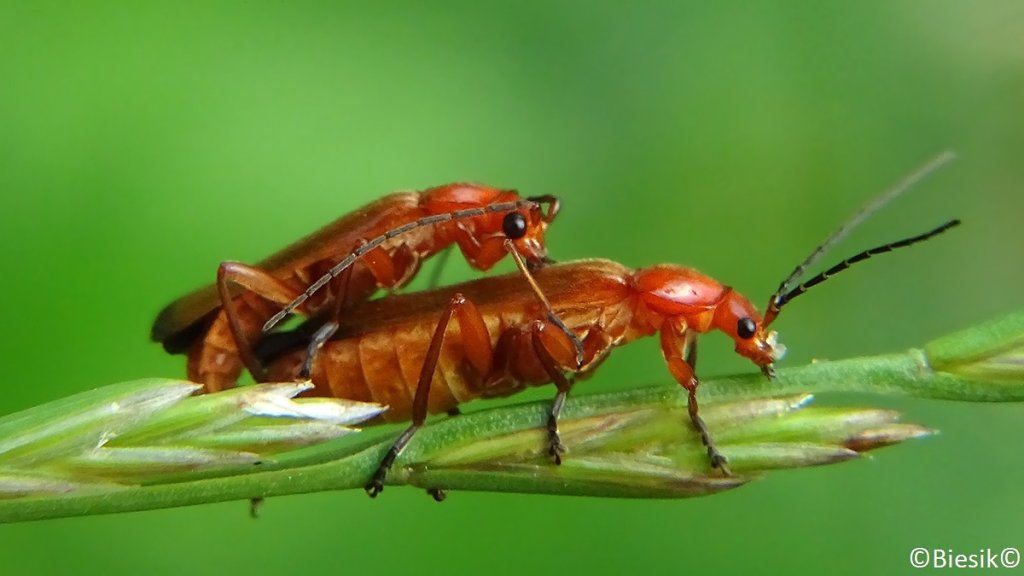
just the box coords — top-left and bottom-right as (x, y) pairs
(299, 256), (360, 379)
(505, 239), (584, 369)
(683, 336), (731, 472)
(248, 497), (264, 519)
(424, 245), (454, 290)
(302, 238), (426, 378)
(528, 319), (583, 465)
(576, 326), (616, 376)
(218, 247), (408, 385)
(217, 262), (308, 382)
(660, 321), (731, 475)
(526, 194), (560, 224)
(366, 292), (493, 498)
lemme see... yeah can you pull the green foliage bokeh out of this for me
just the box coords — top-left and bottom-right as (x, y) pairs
(1, 2), (1022, 575)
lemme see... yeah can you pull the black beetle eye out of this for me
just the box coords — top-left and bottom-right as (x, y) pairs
(737, 317), (756, 339)
(502, 212), (528, 239)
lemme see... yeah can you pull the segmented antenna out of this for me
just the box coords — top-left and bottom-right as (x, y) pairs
(770, 218), (960, 313)
(262, 198), (546, 333)
(764, 150), (956, 324)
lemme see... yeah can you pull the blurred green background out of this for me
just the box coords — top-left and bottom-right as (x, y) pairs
(1, 2), (1022, 574)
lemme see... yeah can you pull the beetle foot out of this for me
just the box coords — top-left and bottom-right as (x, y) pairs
(365, 467), (387, 498)
(708, 448), (732, 477)
(547, 428), (566, 465)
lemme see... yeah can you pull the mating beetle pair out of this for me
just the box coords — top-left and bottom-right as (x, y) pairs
(153, 152), (959, 496)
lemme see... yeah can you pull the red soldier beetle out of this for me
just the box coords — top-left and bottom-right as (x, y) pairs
(259, 152), (959, 497)
(151, 184), (574, 392)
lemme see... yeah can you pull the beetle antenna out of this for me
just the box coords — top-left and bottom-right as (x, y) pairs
(766, 218), (960, 322)
(763, 150), (956, 325)
(262, 198), (552, 334)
